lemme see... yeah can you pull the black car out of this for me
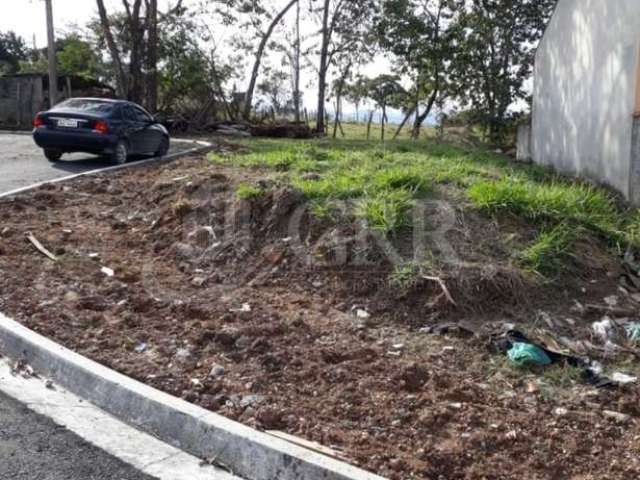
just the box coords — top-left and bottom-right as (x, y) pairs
(33, 98), (170, 164)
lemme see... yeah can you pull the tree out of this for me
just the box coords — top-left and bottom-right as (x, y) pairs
(145, 0), (159, 112)
(377, 0), (464, 139)
(94, 0), (185, 107)
(451, 0), (556, 143)
(257, 64), (292, 116)
(0, 31), (29, 75)
(57, 35), (103, 78)
(240, 0), (298, 120)
(314, 0), (377, 134)
(366, 75), (405, 141)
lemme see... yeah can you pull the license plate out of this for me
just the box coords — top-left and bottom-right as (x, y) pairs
(57, 118), (79, 128)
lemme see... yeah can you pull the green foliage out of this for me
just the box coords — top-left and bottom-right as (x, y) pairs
(0, 31), (29, 75)
(355, 188), (415, 232)
(468, 177), (619, 234)
(236, 183), (264, 200)
(520, 225), (576, 276)
(451, 0), (557, 143)
(389, 263), (421, 290)
(57, 35), (104, 77)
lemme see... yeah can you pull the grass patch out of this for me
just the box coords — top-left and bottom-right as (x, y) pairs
(236, 183), (264, 200)
(468, 177), (618, 231)
(211, 132), (640, 279)
(355, 189), (415, 233)
(520, 224), (576, 276)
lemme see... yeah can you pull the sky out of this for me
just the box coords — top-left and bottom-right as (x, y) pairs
(1, 0), (402, 121)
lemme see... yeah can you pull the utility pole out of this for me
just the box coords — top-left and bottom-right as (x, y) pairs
(45, 0), (58, 107)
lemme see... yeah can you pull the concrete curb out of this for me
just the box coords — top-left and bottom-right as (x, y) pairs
(0, 314), (384, 480)
(0, 137), (212, 200)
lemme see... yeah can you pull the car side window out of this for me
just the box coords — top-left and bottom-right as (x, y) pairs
(133, 107), (152, 123)
(123, 106), (137, 122)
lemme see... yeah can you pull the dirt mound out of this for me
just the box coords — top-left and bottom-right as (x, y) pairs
(1, 155), (639, 479)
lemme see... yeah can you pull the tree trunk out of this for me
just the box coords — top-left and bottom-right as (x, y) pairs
(412, 87), (438, 139)
(331, 62), (351, 139)
(145, 0), (158, 112)
(242, 0), (298, 120)
(381, 104), (387, 141)
(366, 111), (374, 139)
(126, 0), (144, 104)
(293, 0), (301, 123)
(393, 106), (416, 140)
(315, 0), (331, 134)
(332, 99), (339, 139)
(96, 0), (127, 98)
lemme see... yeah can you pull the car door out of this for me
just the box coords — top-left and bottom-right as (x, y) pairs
(121, 105), (146, 155)
(132, 106), (160, 154)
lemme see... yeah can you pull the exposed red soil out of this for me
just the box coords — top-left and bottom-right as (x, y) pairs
(1, 153), (639, 479)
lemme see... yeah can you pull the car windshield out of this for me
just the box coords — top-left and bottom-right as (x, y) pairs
(57, 99), (114, 114)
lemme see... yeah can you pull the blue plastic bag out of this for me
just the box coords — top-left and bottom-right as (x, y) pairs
(507, 342), (552, 367)
(625, 323), (640, 342)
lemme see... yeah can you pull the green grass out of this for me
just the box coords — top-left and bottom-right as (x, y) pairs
(236, 183), (264, 200)
(355, 189), (416, 233)
(210, 128), (640, 278)
(468, 177), (619, 233)
(520, 224), (576, 276)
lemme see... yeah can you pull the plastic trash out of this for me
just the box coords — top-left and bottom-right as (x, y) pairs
(507, 342), (552, 367)
(625, 323), (640, 342)
(611, 372), (638, 384)
(592, 318), (614, 342)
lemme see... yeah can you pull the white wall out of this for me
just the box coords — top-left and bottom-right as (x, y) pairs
(532, 0), (640, 199)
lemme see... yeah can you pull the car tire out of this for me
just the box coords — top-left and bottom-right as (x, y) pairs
(155, 136), (170, 157)
(111, 140), (128, 165)
(44, 149), (62, 162)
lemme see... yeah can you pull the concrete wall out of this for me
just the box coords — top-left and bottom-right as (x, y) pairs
(0, 76), (45, 129)
(532, 0), (640, 200)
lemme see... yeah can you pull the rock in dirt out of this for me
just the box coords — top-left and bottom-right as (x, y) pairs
(397, 363), (429, 392)
(256, 407), (284, 429)
(209, 364), (226, 377)
(240, 395), (265, 409)
(63, 291), (80, 303)
(235, 336), (252, 350)
(174, 347), (192, 363)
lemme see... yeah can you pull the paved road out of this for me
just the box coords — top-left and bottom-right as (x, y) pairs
(0, 133), (193, 194)
(0, 392), (156, 480)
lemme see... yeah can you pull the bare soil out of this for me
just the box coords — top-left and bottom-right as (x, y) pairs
(1, 152), (639, 479)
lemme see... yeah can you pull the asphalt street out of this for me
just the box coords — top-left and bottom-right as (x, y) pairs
(0, 132), (193, 194)
(0, 392), (157, 480)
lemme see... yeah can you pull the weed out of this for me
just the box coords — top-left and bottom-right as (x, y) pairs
(355, 189), (415, 233)
(521, 224), (576, 276)
(389, 263), (420, 290)
(236, 183), (264, 200)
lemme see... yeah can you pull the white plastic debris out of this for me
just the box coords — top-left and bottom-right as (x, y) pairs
(356, 309), (371, 319)
(611, 372), (638, 384)
(231, 303), (252, 313)
(592, 318), (614, 342)
(101, 267), (115, 277)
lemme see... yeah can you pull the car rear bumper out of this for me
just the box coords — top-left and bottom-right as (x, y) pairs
(33, 128), (118, 154)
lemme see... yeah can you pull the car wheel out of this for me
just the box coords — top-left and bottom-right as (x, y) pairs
(44, 149), (62, 162)
(155, 136), (170, 157)
(112, 140), (128, 165)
